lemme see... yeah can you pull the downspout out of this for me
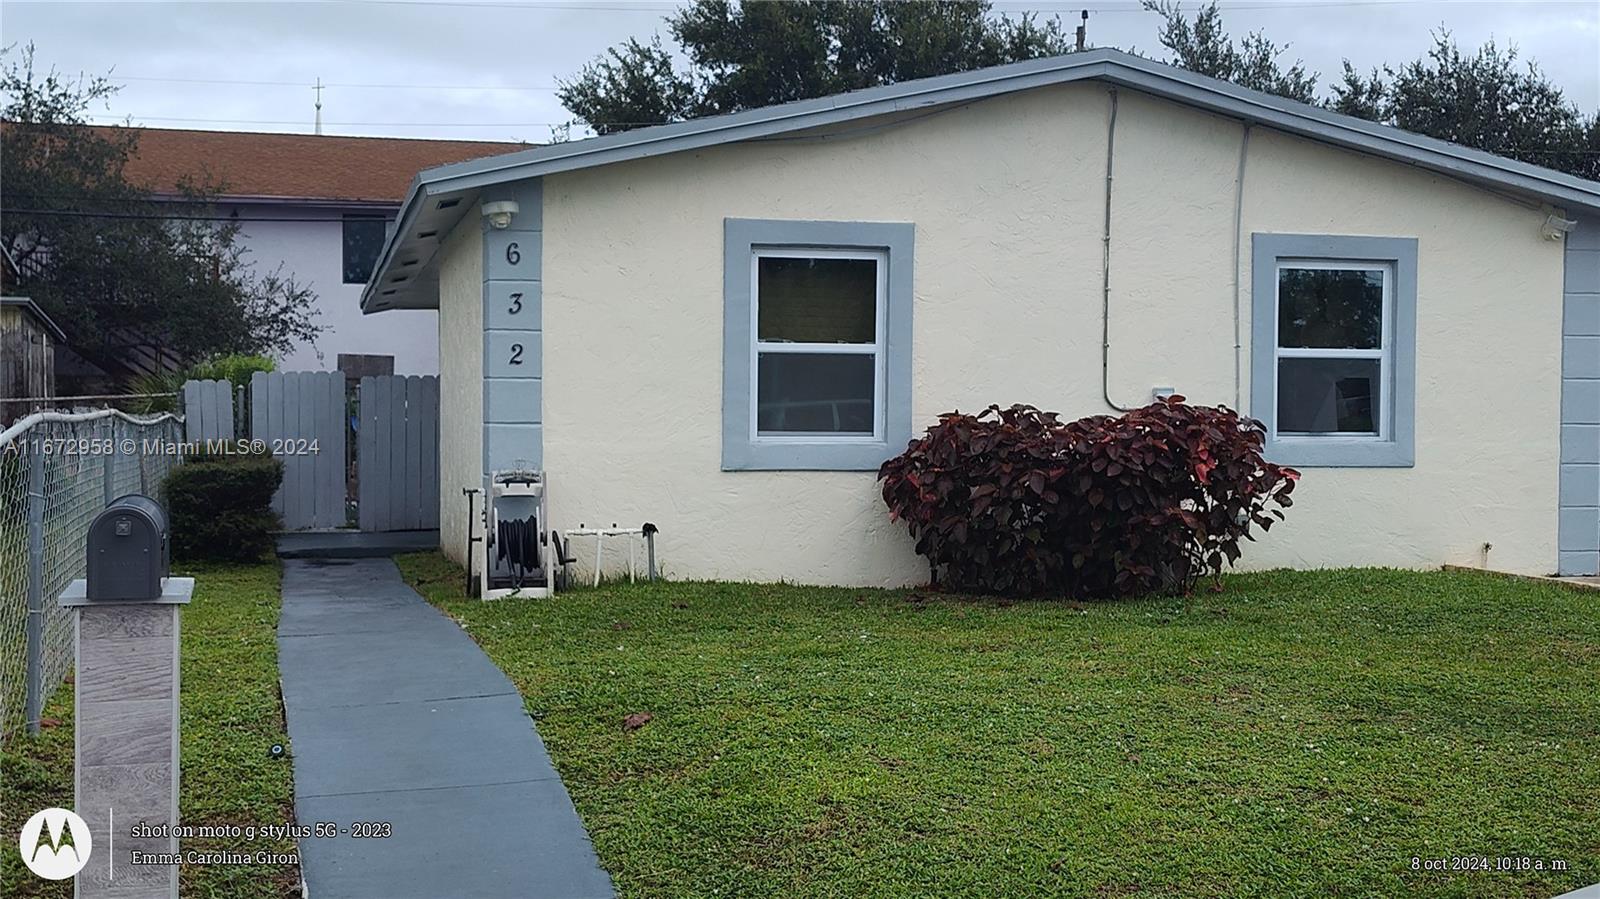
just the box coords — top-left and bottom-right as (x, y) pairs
(1101, 86), (1134, 412)
(1231, 123), (1253, 412)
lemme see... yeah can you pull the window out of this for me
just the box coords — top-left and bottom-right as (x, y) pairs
(755, 251), (884, 437)
(342, 216), (388, 284)
(723, 219), (914, 470)
(1252, 234), (1417, 467)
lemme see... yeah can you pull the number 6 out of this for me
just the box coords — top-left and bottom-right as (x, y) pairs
(506, 242), (520, 265)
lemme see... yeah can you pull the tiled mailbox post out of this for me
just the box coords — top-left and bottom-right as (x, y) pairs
(59, 495), (192, 899)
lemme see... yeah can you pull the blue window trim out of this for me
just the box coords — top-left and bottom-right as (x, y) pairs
(723, 218), (914, 471)
(1251, 233), (1418, 468)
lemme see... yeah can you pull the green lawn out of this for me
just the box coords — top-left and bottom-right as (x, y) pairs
(397, 552), (1600, 899)
(1, 562), (298, 898)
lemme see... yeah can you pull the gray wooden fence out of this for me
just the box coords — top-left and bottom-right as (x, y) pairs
(357, 375), (440, 532)
(181, 379), (235, 442)
(251, 371), (347, 530)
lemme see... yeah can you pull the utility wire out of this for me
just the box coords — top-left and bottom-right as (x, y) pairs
(2, 208), (397, 223)
(78, 113), (568, 127)
(114, 74), (562, 91)
(327, 0), (1478, 9)
(67, 111), (1600, 150)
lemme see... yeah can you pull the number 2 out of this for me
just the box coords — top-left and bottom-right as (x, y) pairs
(508, 292), (523, 315)
(509, 343), (524, 365)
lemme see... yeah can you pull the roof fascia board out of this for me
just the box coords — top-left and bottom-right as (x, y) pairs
(423, 56), (1114, 195)
(412, 49), (1599, 212)
(362, 48), (1600, 309)
(1099, 65), (1600, 210)
(359, 175), (429, 311)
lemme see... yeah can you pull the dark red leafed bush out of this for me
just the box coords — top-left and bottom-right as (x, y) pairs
(878, 398), (1298, 598)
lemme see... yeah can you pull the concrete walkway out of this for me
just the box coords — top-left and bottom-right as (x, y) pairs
(277, 558), (614, 899)
(276, 529), (440, 559)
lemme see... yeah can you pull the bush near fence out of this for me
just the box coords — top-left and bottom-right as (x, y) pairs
(165, 447), (283, 562)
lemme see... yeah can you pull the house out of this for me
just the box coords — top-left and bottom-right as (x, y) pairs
(359, 48), (1600, 585)
(104, 127), (525, 375)
(0, 296), (65, 425)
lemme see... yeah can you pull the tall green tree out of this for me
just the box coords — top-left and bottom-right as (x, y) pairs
(1, 45), (320, 387)
(1332, 33), (1596, 179)
(558, 0), (1072, 135)
(1146, 3), (1597, 180)
(1142, 0), (1317, 103)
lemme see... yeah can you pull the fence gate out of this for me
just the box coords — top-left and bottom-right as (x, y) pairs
(357, 375), (439, 532)
(251, 371), (347, 530)
(181, 378), (235, 443)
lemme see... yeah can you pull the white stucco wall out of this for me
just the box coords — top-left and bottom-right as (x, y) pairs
(514, 81), (1562, 585)
(437, 221), (484, 564)
(227, 203), (439, 375)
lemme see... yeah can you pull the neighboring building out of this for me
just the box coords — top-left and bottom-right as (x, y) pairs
(109, 127), (525, 375)
(0, 296), (65, 425)
(361, 48), (1600, 584)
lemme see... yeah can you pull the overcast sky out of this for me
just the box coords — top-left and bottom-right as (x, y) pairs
(1, 0), (1596, 144)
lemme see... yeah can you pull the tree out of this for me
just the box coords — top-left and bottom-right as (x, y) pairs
(1337, 33), (1597, 180)
(558, 0), (1071, 135)
(0, 44), (320, 388)
(1146, 3), (1598, 180)
(555, 36), (695, 136)
(1142, 0), (1317, 103)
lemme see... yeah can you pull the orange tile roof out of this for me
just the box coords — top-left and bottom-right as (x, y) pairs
(87, 125), (527, 203)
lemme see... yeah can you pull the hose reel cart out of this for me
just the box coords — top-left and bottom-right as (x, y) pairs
(480, 469), (553, 599)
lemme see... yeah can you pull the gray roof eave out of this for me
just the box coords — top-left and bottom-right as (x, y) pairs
(362, 47), (1600, 312)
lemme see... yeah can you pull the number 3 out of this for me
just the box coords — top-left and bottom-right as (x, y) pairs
(506, 242), (520, 265)
(508, 292), (523, 315)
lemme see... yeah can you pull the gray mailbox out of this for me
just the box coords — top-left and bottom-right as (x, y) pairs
(86, 493), (170, 601)
(62, 491), (190, 898)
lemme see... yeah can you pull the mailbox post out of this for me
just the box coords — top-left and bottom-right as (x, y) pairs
(59, 494), (192, 899)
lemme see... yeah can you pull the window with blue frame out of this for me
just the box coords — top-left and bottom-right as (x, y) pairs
(1252, 234), (1418, 468)
(722, 219), (914, 471)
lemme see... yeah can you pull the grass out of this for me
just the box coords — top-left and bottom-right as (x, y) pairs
(397, 552), (1600, 899)
(0, 562), (298, 898)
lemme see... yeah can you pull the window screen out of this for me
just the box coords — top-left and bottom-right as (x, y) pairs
(1275, 262), (1390, 437)
(753, 251), (883, 437)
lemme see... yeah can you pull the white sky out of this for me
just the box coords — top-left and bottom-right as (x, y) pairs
(0, 0), (1596, 144)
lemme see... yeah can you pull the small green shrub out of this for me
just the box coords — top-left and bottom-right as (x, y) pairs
(163, 448), (283, 561)
(129, 354), (276, 413)
(187, 353), (276, 385)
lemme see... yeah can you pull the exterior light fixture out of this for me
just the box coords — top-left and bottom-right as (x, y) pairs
(1540, 206), (1576, 241)
(482, 200), (520, 230)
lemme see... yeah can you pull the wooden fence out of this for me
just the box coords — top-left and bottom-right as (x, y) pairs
(181, 379), (235, 443)
(250, 371), (347, 530)
(357, 375), (440, 532)
(181, 372), (437, 532)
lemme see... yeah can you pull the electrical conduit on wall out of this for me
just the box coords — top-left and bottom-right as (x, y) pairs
(1100, 86), (1253, 414)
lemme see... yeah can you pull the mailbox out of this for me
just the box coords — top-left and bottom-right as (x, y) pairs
(86, 494), (170, 601)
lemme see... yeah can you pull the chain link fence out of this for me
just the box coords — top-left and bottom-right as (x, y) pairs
(0, 409), (185, 749)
